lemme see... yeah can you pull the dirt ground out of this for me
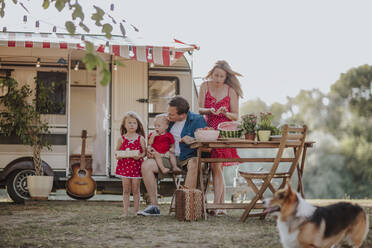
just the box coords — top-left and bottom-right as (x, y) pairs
(0, 200), (371, 248)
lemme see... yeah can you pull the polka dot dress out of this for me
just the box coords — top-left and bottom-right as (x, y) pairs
(204, 83), (240, 166)
(115, 135), (143, 178)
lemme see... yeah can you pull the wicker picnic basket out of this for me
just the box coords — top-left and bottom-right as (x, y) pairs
(175, 186), (204, 221)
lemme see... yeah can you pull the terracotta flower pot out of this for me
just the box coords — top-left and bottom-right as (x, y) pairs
(258, 130), (271, 141)
(245, 132), (256, 140)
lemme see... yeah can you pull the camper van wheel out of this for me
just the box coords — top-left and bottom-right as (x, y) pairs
(6, 169), (35, 204)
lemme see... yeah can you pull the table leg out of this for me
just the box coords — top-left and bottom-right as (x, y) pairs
(298, 147), (307, 198)
(293, 147), (303, 196)
(293, 147), (300, 190)
(197, 148), (207, 220)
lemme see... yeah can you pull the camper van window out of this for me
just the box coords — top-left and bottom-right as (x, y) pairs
(36, 71), (66, 115)
(0, 69), (11, 97)
(148, 76), (179, 130)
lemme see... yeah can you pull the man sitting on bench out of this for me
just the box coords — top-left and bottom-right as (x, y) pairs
(137, 96), (206, 216)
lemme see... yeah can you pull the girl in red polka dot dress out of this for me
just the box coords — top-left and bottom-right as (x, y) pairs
(115, 111), (146, 217)
(199, 60), (243, 215)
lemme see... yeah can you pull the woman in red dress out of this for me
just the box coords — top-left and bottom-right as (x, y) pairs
(199, 60), (243, 215)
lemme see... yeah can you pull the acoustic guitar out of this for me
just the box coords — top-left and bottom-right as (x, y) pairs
(66, 130), (96, 199)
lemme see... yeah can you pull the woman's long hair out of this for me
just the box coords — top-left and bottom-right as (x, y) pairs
(205, 60), (243, 98)
(120, 111), (146, 138)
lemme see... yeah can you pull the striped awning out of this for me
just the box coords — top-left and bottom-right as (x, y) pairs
(0, 32), (198, 66)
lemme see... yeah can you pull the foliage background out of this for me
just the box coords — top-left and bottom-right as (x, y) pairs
(233, 64), (372, 199)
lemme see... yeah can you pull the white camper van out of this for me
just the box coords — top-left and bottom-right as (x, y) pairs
(0, 32), (198, 203)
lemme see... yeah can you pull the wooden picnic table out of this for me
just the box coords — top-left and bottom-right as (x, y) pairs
(190, 138), (315, 220)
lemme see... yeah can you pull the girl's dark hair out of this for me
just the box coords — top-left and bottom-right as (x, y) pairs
(120, 111), (145, 137)
(168, 96), (189, 114)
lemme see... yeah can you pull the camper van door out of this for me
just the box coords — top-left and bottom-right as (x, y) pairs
(110, 60), (148, 175)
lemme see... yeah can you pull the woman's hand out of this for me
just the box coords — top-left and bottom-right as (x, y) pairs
(209, 107), (217, 115)
(211, 107), (225, 115)
(218, 106), (228, 115)
(210, 107), (228, 116)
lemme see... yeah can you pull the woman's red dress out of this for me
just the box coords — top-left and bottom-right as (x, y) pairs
(204, 83), (239, 166)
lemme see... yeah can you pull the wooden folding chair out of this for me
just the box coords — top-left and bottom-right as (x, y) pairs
(239, 124), (307, 222)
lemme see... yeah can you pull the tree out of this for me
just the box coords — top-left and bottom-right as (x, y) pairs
(240, 98), (283, 127)
(283, 89), (329, 132)
(0, 0), (117, 38)
(326, 65), (372, 197)
(330, 64), (372, 118)
(240, 98), (268, 116)
(238, 72), (372, 198)
(0, 77), (57, 175)
(0, 0), (126, 86)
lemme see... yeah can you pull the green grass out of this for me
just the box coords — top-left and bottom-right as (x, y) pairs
(0, 200), (371, 248)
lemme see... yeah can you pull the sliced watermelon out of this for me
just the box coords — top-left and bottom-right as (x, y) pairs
(217, 121), (241, 131)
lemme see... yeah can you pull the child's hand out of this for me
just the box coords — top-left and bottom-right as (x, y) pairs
(151, 131), (158, 137)
(152, 150), (160, 157)
(133, 155), (142, 160)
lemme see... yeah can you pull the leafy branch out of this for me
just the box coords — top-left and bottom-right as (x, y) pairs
(0, 0), (125, 85)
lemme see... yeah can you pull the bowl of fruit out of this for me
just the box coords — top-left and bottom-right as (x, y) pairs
(194, 127), (220, 142)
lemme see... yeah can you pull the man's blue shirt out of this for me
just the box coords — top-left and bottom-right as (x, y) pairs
(168, 111), (206, 161)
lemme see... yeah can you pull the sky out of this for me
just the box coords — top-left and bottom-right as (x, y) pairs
(1, 0), (372, 105)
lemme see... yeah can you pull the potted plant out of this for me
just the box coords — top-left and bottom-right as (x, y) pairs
(240, 113), (257, 140)
(257, 112), (274, 141)
(0, 77), (55, 200)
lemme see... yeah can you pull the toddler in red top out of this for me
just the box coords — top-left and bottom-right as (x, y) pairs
(148, 114), (181, 174)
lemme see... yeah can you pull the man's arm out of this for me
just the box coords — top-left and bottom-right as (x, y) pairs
(180, 114), (207, 144)
(193, 115), (207, 134)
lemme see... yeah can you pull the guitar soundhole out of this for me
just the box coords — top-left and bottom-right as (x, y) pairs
(78, 170), (87, 177)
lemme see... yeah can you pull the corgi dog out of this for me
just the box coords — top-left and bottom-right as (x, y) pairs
(263, 183), (369, 248)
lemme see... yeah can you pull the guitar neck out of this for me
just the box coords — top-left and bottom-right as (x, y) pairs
(80, 138), (87, 169)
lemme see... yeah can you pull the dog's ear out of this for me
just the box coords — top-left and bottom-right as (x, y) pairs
(284, 179), (292, 195)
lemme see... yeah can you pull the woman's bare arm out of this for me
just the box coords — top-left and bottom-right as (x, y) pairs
(198, 82), (215, 115)
(223, 88), (239, 121)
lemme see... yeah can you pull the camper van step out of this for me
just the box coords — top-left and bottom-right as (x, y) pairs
(59, 176), (121, 182)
